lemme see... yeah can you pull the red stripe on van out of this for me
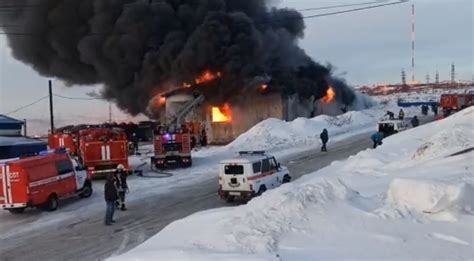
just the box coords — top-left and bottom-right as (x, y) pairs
(247, 171), (276, 181)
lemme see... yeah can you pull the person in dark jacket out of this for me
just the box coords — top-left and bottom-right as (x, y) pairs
(200, 128), (208, 147)
(115, 164), (129, 211)
(104, 174), (118, 226)
(320, 129), (329, 152)
(411, 116), (420, 127)
(371, 132), (384, 149)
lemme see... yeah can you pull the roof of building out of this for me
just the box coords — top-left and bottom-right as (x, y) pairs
(0, 115), (24, 125)
(0, 136), (47, 146)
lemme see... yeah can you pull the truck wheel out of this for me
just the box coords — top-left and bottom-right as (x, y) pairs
(46, 194), (59, 211)
(8, 208), (25, 214)
(282, 175), (291, 184)
(257, 185), (267, 196)
(80, 182), (93, 198)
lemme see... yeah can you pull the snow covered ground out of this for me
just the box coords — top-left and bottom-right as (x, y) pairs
(111, 107), (474, 261)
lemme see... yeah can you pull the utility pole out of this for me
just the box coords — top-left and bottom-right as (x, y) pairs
(49, 80), (55, 134)
(426, 73), (430, 84)
(401, 69), (406, 85)
(411, 4), (416, 82)
(23, 119), (27, 136)
(108, 103), (112, 123)
(451, 63), (456, 84)
(435, 71), (439, 84)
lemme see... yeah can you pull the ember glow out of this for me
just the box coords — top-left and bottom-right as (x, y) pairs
(158, 96), (166, 105)
(195, 70), (222, 85)
(322, 86), (336, 103)
(212, 105), (232, 123)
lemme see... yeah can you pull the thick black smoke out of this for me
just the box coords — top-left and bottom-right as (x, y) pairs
(1, 0), (356, 116)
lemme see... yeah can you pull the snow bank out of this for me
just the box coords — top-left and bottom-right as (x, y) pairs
(387, 178), (474, 215)
(112, 107), (474, 260)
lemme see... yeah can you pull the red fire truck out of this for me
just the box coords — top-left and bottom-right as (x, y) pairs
(78, 128), (129, 177)
(48, 133), (78, 156)
(0, 150), (92, 214)
(440, 93), (474, 117)
(152, 126), (192, 169)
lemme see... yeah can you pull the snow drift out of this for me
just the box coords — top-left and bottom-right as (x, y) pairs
(110, 108), (474, 260)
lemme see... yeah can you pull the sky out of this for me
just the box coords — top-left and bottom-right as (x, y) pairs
(0, 0), (472, 134)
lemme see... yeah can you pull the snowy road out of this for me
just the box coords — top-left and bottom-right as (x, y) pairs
(0, 133), (374, 261)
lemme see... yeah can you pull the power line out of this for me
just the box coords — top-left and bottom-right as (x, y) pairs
(302, 0), (408, 19)
(0, 0), (409, 37)
(5, 95), (48, 115)
(53, 94), (103, 100)
(297, 1), (387, 12)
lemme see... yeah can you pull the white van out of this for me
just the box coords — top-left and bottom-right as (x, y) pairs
(218, 151), (291, 202)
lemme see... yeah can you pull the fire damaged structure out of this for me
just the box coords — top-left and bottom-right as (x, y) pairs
(155, 78), (337, 144)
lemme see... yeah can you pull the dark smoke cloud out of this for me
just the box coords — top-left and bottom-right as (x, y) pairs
(1, 0), (356, 116)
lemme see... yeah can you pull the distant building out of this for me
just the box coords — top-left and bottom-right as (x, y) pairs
(0, 115), (47, 159)
(0, 114), (24, 137)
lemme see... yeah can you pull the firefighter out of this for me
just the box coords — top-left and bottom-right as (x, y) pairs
(200, 128), (208, 147)
(398, 109), (405, 120)
(131, 133), (138, 154)
(431, 105), (438, 116)
(115, 164), (129, 211)
(371, 132), (384, 149)
(104, 174), (118, 226)
(411, 116), (420, 127)
(320, 129), (329, 152)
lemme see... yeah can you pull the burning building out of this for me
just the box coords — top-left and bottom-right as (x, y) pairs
(155, 79), (342, 144)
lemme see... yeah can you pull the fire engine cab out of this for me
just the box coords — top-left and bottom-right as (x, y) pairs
(78, 128), (129, 177)
(218, 151), (291, 202)
(0, 150), (92, 214)
(152, 126), (192, 169)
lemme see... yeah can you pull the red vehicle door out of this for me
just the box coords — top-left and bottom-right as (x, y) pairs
(109, 141), (129, 169)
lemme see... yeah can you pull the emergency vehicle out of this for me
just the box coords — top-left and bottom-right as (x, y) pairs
(440, 93), (474, 117)
(48, 133), (78, 155)
(377, 119), (408, 138)
(151, 126), (192, 169)
(218, 151), (291, 202)
(0, 150), (92, 214)
(78, 128), (129, 177)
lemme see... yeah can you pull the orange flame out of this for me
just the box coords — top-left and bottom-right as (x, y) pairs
(158, 96), (166, 105)
(260, 84), (268, 92)
(212, 105), (232, 123)
(322, 86), (336, 103)
(195, 70), (222, 84)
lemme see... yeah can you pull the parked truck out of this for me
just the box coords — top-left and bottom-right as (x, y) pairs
(48, 132), (78, 156)
(440, 93), (474, 117)
(151, 126), (192, 169)
(78, 128), (129, 177)
(0, 150), (92, 213)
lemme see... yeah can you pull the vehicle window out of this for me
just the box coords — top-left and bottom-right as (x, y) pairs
(269, 157), (278, 170)
(224, 165), (244, 175)
(252, 162), (261, 173)
(56, 160), (73, 175)
(261, 159), (270, 173)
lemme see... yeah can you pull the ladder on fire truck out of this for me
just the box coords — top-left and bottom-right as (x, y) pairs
(170, 94), (205, 125)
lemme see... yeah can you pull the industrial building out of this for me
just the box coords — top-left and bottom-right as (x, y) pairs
(0, 114), (24, 136)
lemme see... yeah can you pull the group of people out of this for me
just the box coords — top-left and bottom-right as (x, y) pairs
(385, 109), (405, 120)
(421, 104), (438, 116)
(104, 165), (129, 226)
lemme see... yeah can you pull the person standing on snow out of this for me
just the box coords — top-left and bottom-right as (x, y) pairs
(398, 109), (405, 120)
(320, 129), (329, 152)
(104, 174), (118, 226)
(115, 164), (129, 211)
(411, 116), (420, 127)
(371, 132), (384, 149)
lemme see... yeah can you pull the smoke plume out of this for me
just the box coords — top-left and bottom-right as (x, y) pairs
(1, 0), (358, 116)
